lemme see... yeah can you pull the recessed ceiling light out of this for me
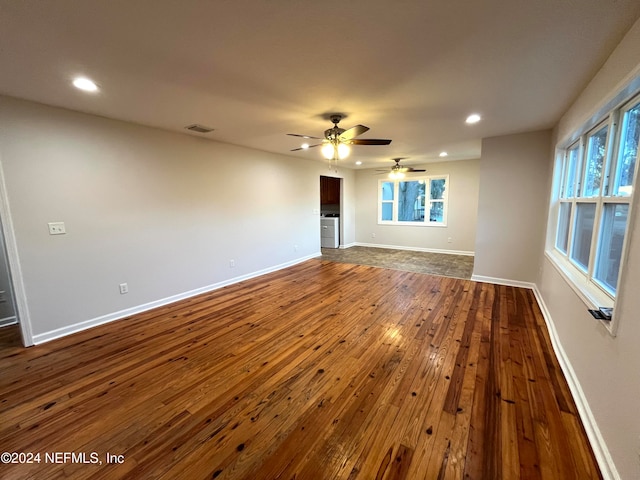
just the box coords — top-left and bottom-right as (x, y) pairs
(439, 151), (448, 157)
(355, 161), (362, 165)
(465, 113), (481, 124)
(72, 77), (98, 92)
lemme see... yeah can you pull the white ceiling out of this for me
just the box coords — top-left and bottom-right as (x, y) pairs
(1, 1), (639, 169)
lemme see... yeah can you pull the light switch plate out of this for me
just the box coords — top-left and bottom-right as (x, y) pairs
(48, 222), (66, 235)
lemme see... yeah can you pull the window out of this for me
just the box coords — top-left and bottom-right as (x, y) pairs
(594, 203), (628, 293)
(583, 124), (608, 197)
(381, 181), (394, 221)
(570, 203), (596, 271)
(612, 101), (639, 196)
(551, 93), (639, 303)
(379, 175), (448, 226)
(555, 202), (572, 253)
(563, 145), (580, 198)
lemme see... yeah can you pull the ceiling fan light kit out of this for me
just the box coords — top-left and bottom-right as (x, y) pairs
(321, 142), (351, 160)
(288, 114), (391, 169)
(377, 158), (427, 178)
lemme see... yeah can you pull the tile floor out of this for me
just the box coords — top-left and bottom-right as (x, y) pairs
(320, 246), (474, 279)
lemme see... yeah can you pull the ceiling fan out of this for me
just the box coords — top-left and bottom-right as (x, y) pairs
(377, 158), (426, 178)
(288, 114), (392, 161)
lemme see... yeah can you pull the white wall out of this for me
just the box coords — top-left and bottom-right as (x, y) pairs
(0, 95), (355, 343)
(337, 175), (356, 247)
(354, 159), (480, 254)
(473, 130), (551, 283)
(538, 17), (640, 480)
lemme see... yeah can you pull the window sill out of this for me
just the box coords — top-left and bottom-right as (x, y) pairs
(545, 249), (616, 335)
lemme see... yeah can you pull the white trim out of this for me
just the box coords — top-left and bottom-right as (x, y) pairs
(470, 275), (536, 290)
(532, 285), (620, 480)
(0, 316), (17, 327)
(32, 253), (320, 345)
(353, 242), (474, 256)
(0, 156), (33, 346)
(545, 249), (612, 309)
(545, 249), (616, 336)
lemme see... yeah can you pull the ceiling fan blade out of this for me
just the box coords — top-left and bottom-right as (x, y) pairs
(287, 133), (324, 140)
(349, 138), (392, 146)
(339, 124), (369, 141)
(290, 143), (323, 152)
(407, 168), (426, 172)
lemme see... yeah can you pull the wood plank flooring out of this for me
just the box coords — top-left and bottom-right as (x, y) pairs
(0, 260), (601, 479)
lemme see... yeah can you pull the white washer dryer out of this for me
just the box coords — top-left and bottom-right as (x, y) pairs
(320, 217), (339, 248)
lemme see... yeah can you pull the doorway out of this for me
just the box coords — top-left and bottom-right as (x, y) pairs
(0, 163), (30, 348)
(0, 225), (20, 349)
(320, 176), (341, 249)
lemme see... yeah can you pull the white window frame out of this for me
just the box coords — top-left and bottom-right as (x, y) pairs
(547, 92), (640, 335)
(378, 175), (449, 226)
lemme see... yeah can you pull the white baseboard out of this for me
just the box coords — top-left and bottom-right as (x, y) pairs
(32, 253), (321, 345)
(0, 316), (17, 328)
(532, 286), (619, 480)
(470, 274), (536, 290)
(353, 242), (474, 256)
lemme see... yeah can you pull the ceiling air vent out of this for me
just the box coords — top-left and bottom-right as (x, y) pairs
(185, 124), (214, 133)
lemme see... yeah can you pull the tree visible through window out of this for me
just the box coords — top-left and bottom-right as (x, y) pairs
(614, 101), (639, 196)
(398, 181), (424, 222)
(583, 125), (607, 197)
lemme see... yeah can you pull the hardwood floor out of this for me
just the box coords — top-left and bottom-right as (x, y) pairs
(0, 322), (21, 350)
(0, 260), (601, 479)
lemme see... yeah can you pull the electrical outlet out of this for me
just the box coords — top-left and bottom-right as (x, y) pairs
(371, 233), (376, 238)
(294, 244), (299, 252)
(119, 283), (128, 294)
(448, 237), (452, 243)
(229, 259), (235, 268)
(48, 222), (66, 235)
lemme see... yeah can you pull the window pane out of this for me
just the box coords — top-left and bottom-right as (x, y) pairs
(430, 178), (446, 200)
(583, 125), (608, 197)
(613, 101), (639, 197)
(381, 203), (393, 221)
(398, 181), (425, 222)
(429, 201), (444, 222)
(556, 202), (572, 253)
(570, 203), (596, 271)
(381, 182), (394, 201)
(595, 204), (628, 293)
(564, 146), (579, 198)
